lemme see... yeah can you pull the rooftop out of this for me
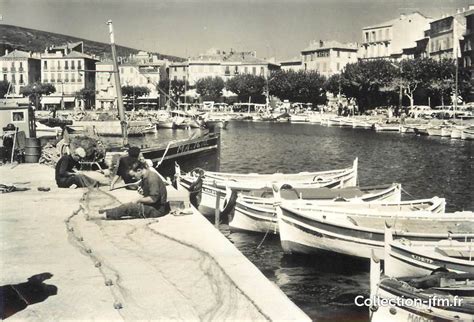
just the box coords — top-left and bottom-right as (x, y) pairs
(1, 49), (39, 59)
(302, 40), (358, 52)
(363, 12), (429, 30)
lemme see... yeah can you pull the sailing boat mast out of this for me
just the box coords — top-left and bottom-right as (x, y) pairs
(107, 20), (128, 146)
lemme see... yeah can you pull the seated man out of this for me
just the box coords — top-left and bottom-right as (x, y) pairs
(110, 146), (141, 190)
(55, 147), (98, 188)
(101, 161), (170, 220)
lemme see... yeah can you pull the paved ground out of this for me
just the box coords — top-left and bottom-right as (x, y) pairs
(0, 163), (310, 321)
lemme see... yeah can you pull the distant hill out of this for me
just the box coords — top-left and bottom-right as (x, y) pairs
(0, 24), (184, 62)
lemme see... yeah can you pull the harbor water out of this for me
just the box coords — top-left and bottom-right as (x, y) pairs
(132, 121), (473, 321)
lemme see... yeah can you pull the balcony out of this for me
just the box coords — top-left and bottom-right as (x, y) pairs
(10, 67), (16, 72)
(18, 67), (24, 72)
(2, 67), (7, 72)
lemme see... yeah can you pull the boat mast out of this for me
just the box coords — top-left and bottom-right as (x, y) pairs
(107, 20), (128, 146)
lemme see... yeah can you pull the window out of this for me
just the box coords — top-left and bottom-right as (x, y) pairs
(65, 61), (69, 70)
(225, 66), (230, 75)
(57, 61), (61, 70)
(234, 66), (238, 75)
(65, 74), (69, 83)
(19, 62), (23, 70)
(11, 74), (16, 84)
(173, 76), (177, 81)
(44, 61), (48, 70)
(12, 111), (25, 122)
(3, 74), (7, 81)
(337, 62), (340, 71)
(252, 67), (256, 75)
(20, 74), (24, 84)
(71, 74), (75, 83)
(337, 50), (340, 58)
(260, 67), (264, 76)
(244, 66), (248, 73)
(71, 61), (75, 70)
(78, 61), (82, 70)
(365, 32), (369, 42)
(174, 67), (177, 72)
(385, 28), (390, 39)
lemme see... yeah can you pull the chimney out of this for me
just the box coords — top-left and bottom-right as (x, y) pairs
(319, 40), (324, 48)
(456, 8), (462, 14)
(400, 13), (406, 19)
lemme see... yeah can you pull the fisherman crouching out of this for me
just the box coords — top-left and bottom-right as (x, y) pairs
(100, 161), (170, 220)
(55, 147), (99, 188)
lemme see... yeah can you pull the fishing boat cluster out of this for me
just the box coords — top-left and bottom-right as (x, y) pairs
(174, 159), (474, 320)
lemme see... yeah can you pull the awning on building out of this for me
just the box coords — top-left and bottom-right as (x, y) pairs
(41, 97), (62, 104)
(63, 97), (76, 103)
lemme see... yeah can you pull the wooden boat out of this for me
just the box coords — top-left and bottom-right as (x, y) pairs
(373, 122), (400, 132)
(352, 119), (373, 129)
(450, 125), (467, 139)
(290, 115), (309, 123)
(441, 125), (452, 137)
(176, 159), (358, 216)
(327, 117), (342, 127)
(399, 124), (418, 133)
(369, 254), (474, 321)
(426, 126), (443, 136)
(384, 227), (474, 278)
(461, 127), (474, 140)
(156, 119), (175, 129)
(201, 158), (358, 185)
(70, 120), (157, 136)
(230, 183), (402, 233)
(276, 200), (472, 259)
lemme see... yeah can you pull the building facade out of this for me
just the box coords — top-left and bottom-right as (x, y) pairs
(427, 10), (467, 60)
(169, 49), (279, 87)
(360, 12), (432, 60)
(278, 58), (303, 72)
(0, 50), (41, 96)
(95, 51), (166, 109)
(40, 42), (98, 109)
(461, 9), (474, 101)
(301, 40), (358, 77)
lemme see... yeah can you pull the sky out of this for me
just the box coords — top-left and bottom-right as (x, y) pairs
(0, 0), (471, 60)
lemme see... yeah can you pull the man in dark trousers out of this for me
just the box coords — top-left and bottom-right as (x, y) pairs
(55, 147), (98, 188)
(101, 161), (169, 220)
(110, 146), (141, 190)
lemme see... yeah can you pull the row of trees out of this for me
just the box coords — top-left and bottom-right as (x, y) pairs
(2, 58), (471, 112)
(325, 58), (472, 112)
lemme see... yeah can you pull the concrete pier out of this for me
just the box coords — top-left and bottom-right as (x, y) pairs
(0, 164), (310, 321)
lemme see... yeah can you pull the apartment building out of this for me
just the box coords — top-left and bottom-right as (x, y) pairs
(360, 12), (431, 60)
(95, 51), (166, 109)
(40, 42), (98, 108)
(427, 9), (468, 60)
(169, 49), (279, 87)
(0, 50), (41, 96)
(301, 40), (358, 77)
(279, 58), (303, 72)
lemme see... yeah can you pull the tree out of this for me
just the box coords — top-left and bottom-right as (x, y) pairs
(332, 60), (397, 112)
(225, 74), (266, 103)
(0, 80), (11, 98)
(75, 88), (95, 109)
(195, 76), (225, 101)
(269, 70), (326, 106)
(20, 82), (56, 109)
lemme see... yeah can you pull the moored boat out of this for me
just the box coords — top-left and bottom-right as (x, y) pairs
(230, 183), (402, 233)
(276, 201), (472, 259)
(369, 253), (474, 321)
(176, 159), (359, 216)
(461, 127), (474, 140)
(373, 122), (400, 132)
(384, 227), (474, 278)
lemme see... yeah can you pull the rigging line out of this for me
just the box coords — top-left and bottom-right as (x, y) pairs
(400, 186), (417, 200)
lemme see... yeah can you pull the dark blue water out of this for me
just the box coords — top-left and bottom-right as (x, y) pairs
(134, 122), (473, 321)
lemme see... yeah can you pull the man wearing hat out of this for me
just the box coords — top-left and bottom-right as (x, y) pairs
(55, 147), (98, 188)
(110, 146), (141, 190)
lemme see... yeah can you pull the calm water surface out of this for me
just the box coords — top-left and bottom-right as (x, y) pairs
(220, 122), (473, 321)
(139, 122), (473, 321)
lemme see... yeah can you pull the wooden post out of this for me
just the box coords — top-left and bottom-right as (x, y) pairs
(214, 181), (220, 228)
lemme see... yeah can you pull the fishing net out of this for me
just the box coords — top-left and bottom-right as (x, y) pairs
(81, 188), (122, 215)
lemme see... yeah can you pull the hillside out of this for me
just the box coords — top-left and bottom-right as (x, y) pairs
(0, 24), (184, 61)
